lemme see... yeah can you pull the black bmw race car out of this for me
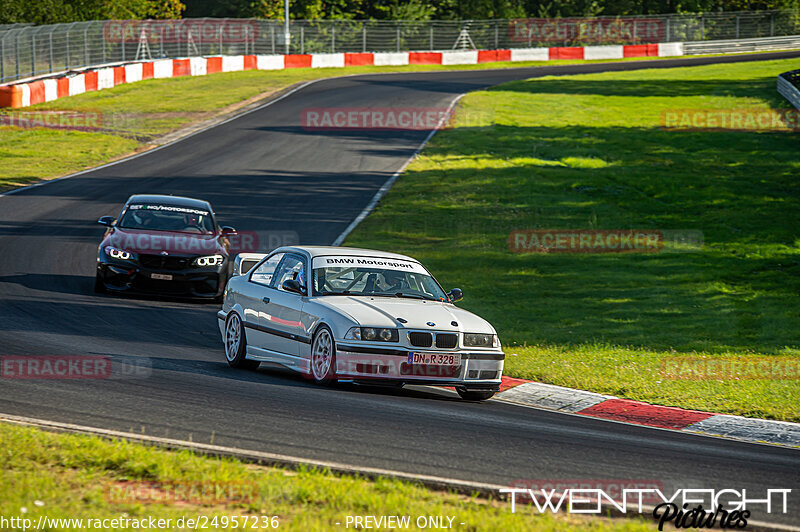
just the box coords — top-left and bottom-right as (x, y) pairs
(95, 194), (236, 300)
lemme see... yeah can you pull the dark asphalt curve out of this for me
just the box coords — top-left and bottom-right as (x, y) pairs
(1, 52), (799, 527)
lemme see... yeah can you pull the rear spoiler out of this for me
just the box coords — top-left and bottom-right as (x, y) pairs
(232, 253), (267, 277)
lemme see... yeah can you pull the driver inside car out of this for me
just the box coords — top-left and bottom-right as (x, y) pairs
(183, 213), (202, 232)
(380, 270), (408, 293)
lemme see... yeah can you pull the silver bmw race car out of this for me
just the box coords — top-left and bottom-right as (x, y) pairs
(217, 246), (504, 400)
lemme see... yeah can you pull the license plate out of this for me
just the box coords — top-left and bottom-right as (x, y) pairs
(408, 352), (461, 366)
(150, 273), (173, 281)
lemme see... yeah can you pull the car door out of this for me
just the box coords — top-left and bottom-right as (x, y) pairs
(239, 252), (284, 360)
(257, 253), (308, 367)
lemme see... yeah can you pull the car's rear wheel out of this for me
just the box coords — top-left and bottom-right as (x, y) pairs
(224, 312), (259, 370)
(310, 325), (336, 385)
(456, 388), (496, 401)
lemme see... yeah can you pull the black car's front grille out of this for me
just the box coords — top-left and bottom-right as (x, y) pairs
(435, 333), (458, 349)
(139, 254), (192, 271)
(409, 332), (433, 347)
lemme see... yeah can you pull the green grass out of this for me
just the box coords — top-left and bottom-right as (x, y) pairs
(345, 58), (800, 422)
(0, 422), (656, 531)
(0, 52), (769, 192)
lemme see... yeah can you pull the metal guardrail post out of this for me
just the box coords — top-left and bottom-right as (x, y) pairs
(363, 25), (366, 52)
(84, 26), (89, 65)
(16, 32), (21, 78)
(102, 24), (106, 63)
(1, 36), (4, 82)
(396, 23), (400, 52)
(271, 25), (275, 54)
(31, 31), (35, 78)
(332, 24), (335, 53)
(430, 25), (434, 50)
(770, 13), (775, 36)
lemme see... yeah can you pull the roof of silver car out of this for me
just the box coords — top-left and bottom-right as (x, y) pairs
(277, 246), (420, 263)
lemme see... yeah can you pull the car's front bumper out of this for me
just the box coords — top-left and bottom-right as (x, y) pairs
(97, 260), (225, 298)
(334, 342), (504, 388)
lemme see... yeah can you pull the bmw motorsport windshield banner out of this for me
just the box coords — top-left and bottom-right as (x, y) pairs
(312, 256), (429, 274)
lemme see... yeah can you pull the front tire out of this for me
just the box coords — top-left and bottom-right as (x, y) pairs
(224, 312), (259, 370)
(94, 272), (106, 294)
(456, 388), (496, 401)
(310, 325), (336, 385)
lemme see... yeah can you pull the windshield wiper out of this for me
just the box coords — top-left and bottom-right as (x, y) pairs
(319, 290), (352, 296)
(373, 292), (438, 301)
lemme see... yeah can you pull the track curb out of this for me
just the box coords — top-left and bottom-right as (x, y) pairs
(495, 377), (800, 448)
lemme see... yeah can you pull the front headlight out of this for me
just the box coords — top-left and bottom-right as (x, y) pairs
(463, 333), (498, 348)
(194, 254), (224, 267)
(344, 327), (399, 342)
(104, 246), (134, 261)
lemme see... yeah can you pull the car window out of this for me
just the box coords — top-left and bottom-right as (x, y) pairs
(273, 255), (306, 292)
(250, 253), (284, 286)
(117, 203), (215, 234)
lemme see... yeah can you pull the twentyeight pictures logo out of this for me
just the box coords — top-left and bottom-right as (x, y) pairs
(501, 486), (792, 530)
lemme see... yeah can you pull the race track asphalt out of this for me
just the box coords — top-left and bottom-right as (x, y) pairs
(1, 51), (799, 526)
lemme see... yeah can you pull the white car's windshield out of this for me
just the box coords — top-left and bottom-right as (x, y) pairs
(312, 264), (447, 301)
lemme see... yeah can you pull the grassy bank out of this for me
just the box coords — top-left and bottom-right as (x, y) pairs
(0, 53), (771, 192)
(345, 58), (800, 421)
(0, 422), (654, 531)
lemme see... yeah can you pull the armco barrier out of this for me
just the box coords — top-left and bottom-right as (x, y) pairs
(778, 69), (800, 110)
(0, 43), (683, 109)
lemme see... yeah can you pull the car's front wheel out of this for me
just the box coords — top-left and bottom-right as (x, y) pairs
(456, 388), (496, 401)
(224, 312), (259, 370)
(310, 325), (336, 385)
(94, 272), (106, 294)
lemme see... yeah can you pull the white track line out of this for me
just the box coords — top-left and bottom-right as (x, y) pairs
(332, 94), (465, 246)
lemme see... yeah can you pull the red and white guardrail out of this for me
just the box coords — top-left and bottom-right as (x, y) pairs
(0, 43), (684, 109)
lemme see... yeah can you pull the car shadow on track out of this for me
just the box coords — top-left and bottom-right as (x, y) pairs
(136, 356), (462, 402)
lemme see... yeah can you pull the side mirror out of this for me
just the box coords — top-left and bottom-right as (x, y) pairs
(447, 288), (463, 302)
(282, 279), (306, 295)
(97, 216), (115, 227)
(221, 226), (237, 235)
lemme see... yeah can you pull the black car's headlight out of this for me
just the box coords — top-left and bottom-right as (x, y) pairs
(194, 254), (224, 267)
(104, 246), (134, 261)
(463, 333), (498, 348)
(345, 327), (399, 342)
